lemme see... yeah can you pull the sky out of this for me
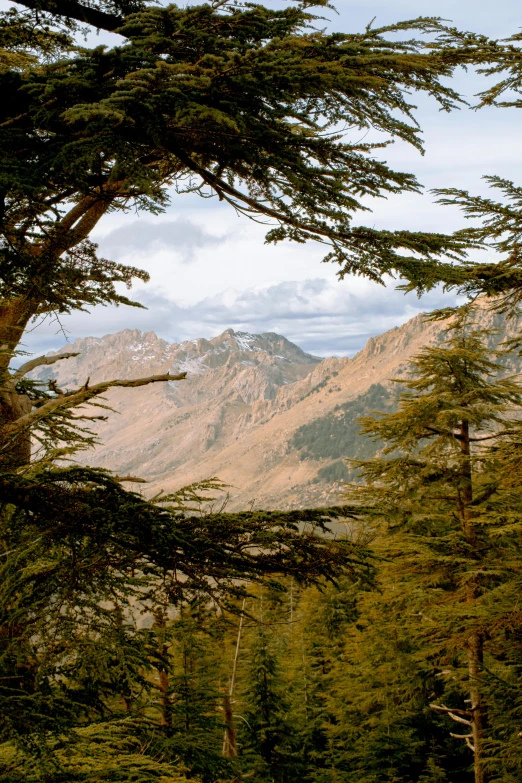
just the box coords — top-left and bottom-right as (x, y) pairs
(12, 0), (522, 357)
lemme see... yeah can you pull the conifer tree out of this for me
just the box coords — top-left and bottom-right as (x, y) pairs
(241, 589), (293, 782)
(4, 2), (519, 778)
(422, 33), (522, 305)
(345, 315), (522, 783)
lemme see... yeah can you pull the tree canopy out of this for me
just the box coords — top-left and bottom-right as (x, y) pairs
(0, 0), (482, 368)
(3, 2), (522, 780)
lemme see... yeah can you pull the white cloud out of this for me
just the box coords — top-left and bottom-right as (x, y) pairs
(20, 277), (459, 358)
(99, 217), (231, 263)
(7, 0), (519, 362)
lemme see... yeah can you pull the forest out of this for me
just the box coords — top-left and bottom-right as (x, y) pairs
(3, 0), (522, 780)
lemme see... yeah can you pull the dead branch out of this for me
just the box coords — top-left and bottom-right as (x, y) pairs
(5, 372), (187, 434)
(13, 352), (80, 379)
(430, 704), (473, 717)
(430, 704), (472, 725)
(450, 732), (475, 751)
(49, 380), (64, 395)
(114, 475), (148, 484)
(68, 414), (109, 422)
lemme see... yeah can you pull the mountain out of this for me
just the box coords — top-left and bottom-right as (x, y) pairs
(32, 308), (522, 509)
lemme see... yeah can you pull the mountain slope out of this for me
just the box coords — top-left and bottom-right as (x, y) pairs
(33, 309), (522, 509)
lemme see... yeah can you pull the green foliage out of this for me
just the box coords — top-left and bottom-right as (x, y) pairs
(0, 0), (486, 343)
(242, 621), (292, 780)
(344, 317), (522, 781)
(291, 383), (398, 467)
(313, 460), (350, 484)
(145, 604), (237, 783)
(0, 458), (370, 779)
(0, 721), (192, 782)
(4, 1), (522, 780)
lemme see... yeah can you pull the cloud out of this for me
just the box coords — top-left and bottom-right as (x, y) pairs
(174, 278), (460, 356)
(19, 277), (460, 359)
(97, 217), (231, 263)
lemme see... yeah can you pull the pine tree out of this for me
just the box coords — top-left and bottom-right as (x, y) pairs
(345, 315), (522, 782)
(143, 600), (236, 783)
(240, 588), (295, 783)
(323, 570), (471, 783)
(3, 3), (515, 777)
(424, 33), (522, 306)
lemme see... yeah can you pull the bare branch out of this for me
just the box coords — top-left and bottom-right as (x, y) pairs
(448, 713), (473, 726)
(469, 431), (513, 441)
(48, 379), (64, 395)
(450, 732), (473, 739)
(430, 703), (472, 726)
(68, 414), (109, 422)
(5, 372), (187, 434)
(450, 732), (475, 751)
(114, 475), (148, 484)
(13, 352), (80, 379)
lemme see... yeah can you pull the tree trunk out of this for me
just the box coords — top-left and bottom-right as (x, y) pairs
(0, 296), (38, 368)
(222, 693), (238, 757)
(0, 380), (32, 467)
(223, 598), (246, 757)
(153, 610), (171, 728)
(0, 296), (40, 467)
(468, 631), (486, 783)
(459, 418), (487, 782)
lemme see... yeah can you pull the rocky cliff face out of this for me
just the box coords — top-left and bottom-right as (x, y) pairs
(32, 307), (522, 509)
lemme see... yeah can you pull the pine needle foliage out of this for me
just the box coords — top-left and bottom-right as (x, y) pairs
(344, 315), (522, 782)
(424, 34), (522, 307)
(0, 461), (369, 778)
(0, 720), (193, 782)
(0, 0), (489, 385)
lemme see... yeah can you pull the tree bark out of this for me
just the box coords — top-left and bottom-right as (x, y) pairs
(468, 631), (486, 783)
(0, 296), (39, 369)
(459, 417), (487, 782)
(153, 610), (171, 728)
(222, 598), (246, 757)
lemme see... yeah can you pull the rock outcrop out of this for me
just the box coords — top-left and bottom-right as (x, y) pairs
(32, 306), (522, 509)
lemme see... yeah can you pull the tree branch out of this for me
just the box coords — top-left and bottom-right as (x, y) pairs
(430, 703), (472, 725)
(450, 732), (475, 751)
(469, 431), (511, 441)
(114, 475), (148, 483)
(56, 196), (98, 234)
(5, 372), (186, 434)
(31, 180), (128, 260)
(13, 351), (80, 379)
(13, 0), (124, 32)
(173, 149), (328, 239)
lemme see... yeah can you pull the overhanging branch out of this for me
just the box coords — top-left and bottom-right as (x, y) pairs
(13, 0), (124, 32)
(5, 372), (186, 434)
(14, 351), (80, 379)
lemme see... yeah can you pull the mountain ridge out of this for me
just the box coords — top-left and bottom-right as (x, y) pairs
(32, 306), (522, 509)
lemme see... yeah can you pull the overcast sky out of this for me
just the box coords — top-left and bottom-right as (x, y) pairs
(14, 0), (522, 357)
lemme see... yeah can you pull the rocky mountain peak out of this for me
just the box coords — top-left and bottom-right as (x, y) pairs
(31, 304), (522, 511)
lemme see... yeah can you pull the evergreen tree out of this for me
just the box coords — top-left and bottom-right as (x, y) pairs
(0, 468), (368, 779)
(144, 601), (236, 783)
(423, 33), (522, 306)
(0, 5), (483, 769)
(323, 570), (471, 783)
(345, 315), (522, 782)
(240, 589), (294, 782)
